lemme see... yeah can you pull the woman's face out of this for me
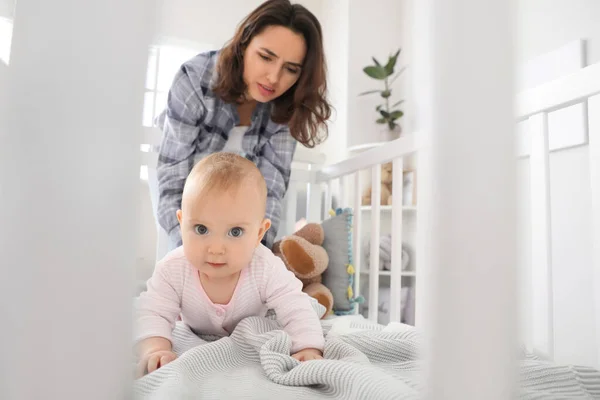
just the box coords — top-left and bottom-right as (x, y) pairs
(243, 25), (306, 103)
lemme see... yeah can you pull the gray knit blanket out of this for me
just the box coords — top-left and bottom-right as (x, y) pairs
(133, 316), (600, 399)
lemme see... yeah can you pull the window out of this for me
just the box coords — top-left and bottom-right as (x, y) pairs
(143, 43), (212, 127)
(0, 17), (13, 65)
(140, 41), (213, 181)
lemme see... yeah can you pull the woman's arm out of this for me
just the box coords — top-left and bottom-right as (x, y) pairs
(256, 127), (297, 248)
(156, 66), (206, 247)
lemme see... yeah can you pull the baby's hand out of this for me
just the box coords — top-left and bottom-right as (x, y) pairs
(136, 350), (177, 378)
(292, 348), (323, 361)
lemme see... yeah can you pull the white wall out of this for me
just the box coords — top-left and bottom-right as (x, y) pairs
(154, 0), (323, 49)
(549, 147), (596, 366)
(516, 0), (600, 65)
(346, 0), (406, 149)
(315, 0), (348, 164)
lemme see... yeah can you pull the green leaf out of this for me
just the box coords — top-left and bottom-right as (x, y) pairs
(384, 49), (401, 76)
(372, 57), (381, 66)
(388, 121), (398, 130)
(390, 110), (404, 119)
(380, 90), (391, 98)
(376, 118), (387, 124)
(358, 90), (380, 96)
(391, 99), (405, 108)
(363, 65), (387, 80)
(379, 110), (390, 118)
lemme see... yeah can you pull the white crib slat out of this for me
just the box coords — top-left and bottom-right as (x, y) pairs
(368, 165), (381, 322)
(339, 175), (348, 208)
(588, 94), (600, 366)
(323, 180), (333, 221)
(389, 157), (404, 323)
(285, 181), (298, 237)
(306, 181), (322, 223)
(414, 140), (431, 329)
(353, 172), (363, 310)
(529, 112), (555, 360)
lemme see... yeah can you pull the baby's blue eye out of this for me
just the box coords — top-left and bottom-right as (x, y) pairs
(194, 225), (208, 235)
(228, 227), (244, 238)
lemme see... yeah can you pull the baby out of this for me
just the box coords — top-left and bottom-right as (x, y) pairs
(134, 152), (325, 377)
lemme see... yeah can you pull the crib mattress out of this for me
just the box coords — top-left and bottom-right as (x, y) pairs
(133, 315), (600, 399)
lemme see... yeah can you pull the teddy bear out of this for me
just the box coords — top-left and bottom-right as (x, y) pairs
(272, 222), (334, 318)
(361, 162), (393, 206)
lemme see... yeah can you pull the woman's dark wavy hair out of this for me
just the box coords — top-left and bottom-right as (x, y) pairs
(212, 0), (331, 148)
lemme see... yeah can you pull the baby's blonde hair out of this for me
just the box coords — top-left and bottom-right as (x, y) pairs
(182, 152), (267, 212)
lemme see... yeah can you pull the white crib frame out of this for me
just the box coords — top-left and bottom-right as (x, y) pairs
(7, 0), (600, 398)
(271, 62), (600, 399)
(281, 62), (600, 363)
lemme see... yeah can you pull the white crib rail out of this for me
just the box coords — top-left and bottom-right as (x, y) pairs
(368, 165), (381, 323)
(285, 147), (327, 238)
(515, 62), (600, 365)
(589, 94), (600, 368)
(389, 158), (404, 323)
(528, 112), (554, 359)
(315, 135), (419, 322)
(141, 126), (169, 263)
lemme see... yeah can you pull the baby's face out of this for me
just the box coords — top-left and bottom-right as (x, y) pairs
(177, 181), (270, 280)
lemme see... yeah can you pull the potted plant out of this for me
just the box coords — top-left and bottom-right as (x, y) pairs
(359, 49), (405, 141)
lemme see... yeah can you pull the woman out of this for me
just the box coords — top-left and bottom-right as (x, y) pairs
(156, 0), (331, 250)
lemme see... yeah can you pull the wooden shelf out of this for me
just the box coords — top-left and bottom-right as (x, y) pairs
(359, 270), (416, 277)
(360, 205), (417, 212)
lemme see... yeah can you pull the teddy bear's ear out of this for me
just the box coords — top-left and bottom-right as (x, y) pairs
(272, 241), (281, 255)
(294, 223), (325, 246)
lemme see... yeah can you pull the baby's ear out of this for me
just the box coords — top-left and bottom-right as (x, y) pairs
(257, 218), (272, 246)
(176, 210), (183, 224)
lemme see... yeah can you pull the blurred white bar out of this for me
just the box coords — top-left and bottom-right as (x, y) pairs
(352, 172), (363, 312)
(411, 0), (434, 332)
(339, 175), (347, 208)
(419, 0), (518, 399)
(0, 1), (154, 399)
(588, 94), (600, 367)
(324, 180), (333, 220)
(285, 181), (298, 236)
(528, 112), (555, 360)
(414, 145), (431, 330)
(306, 181), (322, 222)
(389, 157), (404, 323)
(368, 165), (381, 322)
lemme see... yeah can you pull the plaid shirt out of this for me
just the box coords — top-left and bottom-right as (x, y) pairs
(156, 51), (297, 249)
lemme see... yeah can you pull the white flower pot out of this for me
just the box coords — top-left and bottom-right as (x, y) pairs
(379, 125), (402, 142)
